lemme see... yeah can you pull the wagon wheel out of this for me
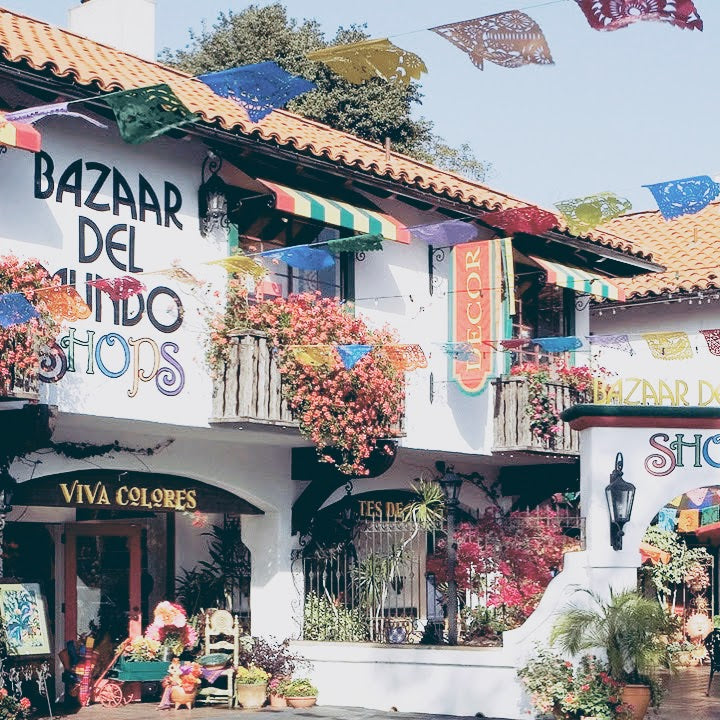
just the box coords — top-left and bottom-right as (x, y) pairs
(99, 682), (124, 708)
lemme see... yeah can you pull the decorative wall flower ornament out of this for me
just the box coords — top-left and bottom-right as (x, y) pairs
(574, 0), (703, 31)
(307, 38), (427, 85)
(431, 11), (554, 70)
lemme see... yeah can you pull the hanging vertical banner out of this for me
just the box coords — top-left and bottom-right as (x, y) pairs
(500, 236), (516, 315)
(448, 239), (506, 395)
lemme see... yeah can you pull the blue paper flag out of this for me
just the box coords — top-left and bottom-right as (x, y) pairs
(337, 345), (373, 370)
(534, 336), (583, 353)
(643, 175), (720, 220)
(409, 220), (479, 246)
(0, 292), (40, 328)
(258, 245), (336, 271)
(198, 61), (316, 122)
(442, 342), (479, 362)
(658, 507), (677, 533)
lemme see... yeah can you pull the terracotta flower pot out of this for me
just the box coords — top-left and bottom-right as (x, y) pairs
(170, 686), (197, 709)
(286, 696), (317, 708)
(269, 693), (287, 708)
(236, 683), (267, 709)
(622, 684), (651, 720)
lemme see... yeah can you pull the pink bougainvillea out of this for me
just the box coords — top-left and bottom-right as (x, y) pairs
(428, 509), (580, 624)
(0, 254), (58, 395)
(207, 290), (404, 476)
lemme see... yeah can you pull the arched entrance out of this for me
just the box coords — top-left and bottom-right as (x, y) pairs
(640, 485), (719, 666)
(7, 470), (262, 649)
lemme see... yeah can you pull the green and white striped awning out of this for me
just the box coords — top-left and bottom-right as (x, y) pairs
(260, 179), (410, 243)
(530, 255), (626, 301)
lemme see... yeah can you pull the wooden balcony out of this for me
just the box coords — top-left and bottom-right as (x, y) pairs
(211, 331), (296, 428)
(1, 365), (39, 402)
(492, 376), (581, 455)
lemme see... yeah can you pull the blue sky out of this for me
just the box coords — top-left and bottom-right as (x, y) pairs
(6, 0), (718, 211)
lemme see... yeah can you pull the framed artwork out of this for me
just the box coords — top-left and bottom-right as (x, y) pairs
(0, 582), (52, 658)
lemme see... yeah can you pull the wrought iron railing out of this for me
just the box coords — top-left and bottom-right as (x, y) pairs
(297, 511), (584, 645)
(492, 376), (582, 454)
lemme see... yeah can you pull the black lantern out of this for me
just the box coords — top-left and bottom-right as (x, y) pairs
(605, 452), (635, 551)
(438, 470), (463, 507)
(0, 468), (13, 515)
(199, 152), (230, 236)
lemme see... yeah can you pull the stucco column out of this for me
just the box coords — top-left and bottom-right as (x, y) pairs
(242, 510), (299, 640)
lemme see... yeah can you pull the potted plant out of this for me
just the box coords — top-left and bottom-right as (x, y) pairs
(235, 665), (269, 709)
(282, 678), (318, 708)
(268, 677), (287, 708)
(518, 646), (632, 720)
(0, 689), (32, 720)
(551, 588), (674, 720)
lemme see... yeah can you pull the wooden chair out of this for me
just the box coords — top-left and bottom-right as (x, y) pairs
(706, 628), (720, 696)
(196, 610), (240, 708)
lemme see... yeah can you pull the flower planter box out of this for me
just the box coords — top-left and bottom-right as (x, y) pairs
(492, 376), (580, 455)
(113, 658), (171, 682)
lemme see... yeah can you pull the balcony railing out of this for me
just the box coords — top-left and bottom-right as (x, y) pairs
(492, 376), (581, 455)
(211, 331), (296, 427)
(1, 365), (39, 402)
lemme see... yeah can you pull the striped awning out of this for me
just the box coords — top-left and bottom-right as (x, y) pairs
(260, 179), (410, 244)
(0, 116), (41, 153)
(529, 255), (625, 301)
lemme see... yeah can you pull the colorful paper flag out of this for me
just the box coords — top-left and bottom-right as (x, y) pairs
(289, 346), (336, 367)
(486, 207), (557, 235)
(555, 192), (632, 235)
(206, 256), (266, 279)
(326, 234), (384, 254)
(0, 292), (40, 327)
(586, 334), (634, 354)
(534, 336), (583, 353)
(643, 176), (720, 220)
(701, 329), (720, 356)
(307, 38), (427, 85)
(102, 84), (199, 144)
(677, 509), (700, 533)
(35, 285), (92, 322)
(5, 102), (107, 128)
(382, 344), (428, 371)
(442, 342), (480, 362)
(257, 245), (335, 271)
(574, 0), (703, 31)
(701, 505), (720, 527)
(337, 344), (373, 369)
(657, 507), (677, 533)
(409, 220), (479, 246)
(148, 266), (202, 286)
(198, 62), (316, 123)
(86, 276), (146, 301)
(643, 331), (694, 360)
(431, 11), (553, 70)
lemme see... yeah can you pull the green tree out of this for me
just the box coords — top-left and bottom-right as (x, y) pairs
(161, 3), (488, 177)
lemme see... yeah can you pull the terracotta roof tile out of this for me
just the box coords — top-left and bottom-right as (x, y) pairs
(0, 6), (651, 262)
(600, 204), (720, 298)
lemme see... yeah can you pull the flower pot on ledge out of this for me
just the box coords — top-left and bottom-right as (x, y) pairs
(286, 695), (317, 708)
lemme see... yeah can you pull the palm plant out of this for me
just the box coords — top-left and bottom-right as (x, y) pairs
(551, 588), (675, 706)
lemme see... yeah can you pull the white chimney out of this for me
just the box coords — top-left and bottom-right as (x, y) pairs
(69, 0), (156, 60)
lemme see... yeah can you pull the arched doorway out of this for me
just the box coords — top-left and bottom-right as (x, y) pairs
(7, 470), (262, 649)
(640, 485), (719, 667)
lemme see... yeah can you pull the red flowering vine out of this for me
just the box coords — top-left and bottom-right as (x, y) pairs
(509, 361), (606, 444)
(207, 290), (404, 476)
(0, 254), (58, 396)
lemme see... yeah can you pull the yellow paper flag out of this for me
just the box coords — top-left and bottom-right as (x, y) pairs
(206, 256), (266, 280)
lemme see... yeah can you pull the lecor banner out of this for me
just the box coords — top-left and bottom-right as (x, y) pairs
(448, 239), (506, 395)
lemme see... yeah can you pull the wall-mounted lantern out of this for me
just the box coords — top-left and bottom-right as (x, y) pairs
(605, 452), (635, 551)
(199, 152), (230, 236)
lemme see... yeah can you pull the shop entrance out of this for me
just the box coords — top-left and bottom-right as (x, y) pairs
(64, 523), (143, 644)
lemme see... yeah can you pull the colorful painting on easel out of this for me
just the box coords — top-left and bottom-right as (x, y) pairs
(0, 583), (51, 657)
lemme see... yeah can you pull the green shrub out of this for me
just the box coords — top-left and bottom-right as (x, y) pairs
(302, 592), (368, 642)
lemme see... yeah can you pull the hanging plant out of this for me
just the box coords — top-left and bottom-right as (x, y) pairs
(207, 290), (404, 476)
(0, 254), (58, 396)
(509, 361), (605, 443)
